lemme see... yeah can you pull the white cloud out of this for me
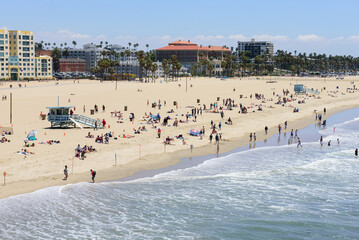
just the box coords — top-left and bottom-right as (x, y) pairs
(57, 29), (90, 39)
(347, 35), (359, 41)
(228, 34), (248, 41)
(95, 34), (107, 40)
(296, 34), (324, 42)
(0, 26), (8, 30)
(37, 29), (91, 45)
(252, 34), (289, 41)
(331, 36), (344, 41)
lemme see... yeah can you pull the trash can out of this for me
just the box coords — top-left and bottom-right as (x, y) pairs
(124, 106), (128, 111)
(90, 109), (94, 115)
(217, 97), (220, 101)
(197, 99), (200, 103)
(173, 101), (177, 106)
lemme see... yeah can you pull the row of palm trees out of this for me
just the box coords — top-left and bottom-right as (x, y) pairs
(191, 48), (359, 77)
(36, 40), (150, 53)
(90, 49), (160, 81)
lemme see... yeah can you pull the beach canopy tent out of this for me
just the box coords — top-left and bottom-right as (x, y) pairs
(190, 129), (199, 136)
(150, 114), (159, 120)
(27, 130), (37, 140)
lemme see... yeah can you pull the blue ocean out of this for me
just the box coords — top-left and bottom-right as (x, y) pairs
(1, 109), (359, 240)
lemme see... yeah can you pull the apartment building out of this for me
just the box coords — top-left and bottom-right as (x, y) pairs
(0, 29), (52, 80)
(237, 39), (274, 59)
(63, 43), (103, 72)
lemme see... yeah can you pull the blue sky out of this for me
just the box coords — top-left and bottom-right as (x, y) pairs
(1, 0), (359, 55)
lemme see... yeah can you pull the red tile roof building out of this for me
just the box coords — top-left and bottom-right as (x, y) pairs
(156, 40), (231, 67)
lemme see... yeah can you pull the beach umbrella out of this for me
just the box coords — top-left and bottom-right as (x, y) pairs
(27, 130), (38, 140)
(190, 129), (199, 136)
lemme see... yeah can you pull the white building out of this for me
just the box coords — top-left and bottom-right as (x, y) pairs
(237, 39), (274, 59)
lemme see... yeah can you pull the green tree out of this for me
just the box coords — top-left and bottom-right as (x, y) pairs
(50, 47), (61, 59)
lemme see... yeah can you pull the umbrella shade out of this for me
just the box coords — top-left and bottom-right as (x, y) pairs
(27, 130), (38, 140)
(190, 129), (199, 136)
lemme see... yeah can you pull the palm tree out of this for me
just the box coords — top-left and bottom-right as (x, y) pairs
(146, 44), (149, 52)
(72, 41), (77, 49)
(125, 49), (131, 63)
(135, 51), (145, 81)
(64, 42), (67, 49)
(128, 42), (132, 50)
(162, 59), (168, 81)
(151, 63), (158, 80)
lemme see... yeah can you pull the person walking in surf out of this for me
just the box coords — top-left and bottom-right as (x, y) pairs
(90, 169), (96, 183)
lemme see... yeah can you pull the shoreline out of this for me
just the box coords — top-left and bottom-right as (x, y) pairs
(2, 101), (359, 200)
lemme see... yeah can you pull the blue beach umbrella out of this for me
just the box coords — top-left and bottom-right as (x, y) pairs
(27, 130), (38, 140)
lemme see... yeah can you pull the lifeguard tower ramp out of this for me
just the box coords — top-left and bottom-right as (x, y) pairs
(47, 106), (103, 128)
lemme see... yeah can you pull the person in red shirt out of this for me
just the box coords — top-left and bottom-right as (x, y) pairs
(157, 128), (161, 138)
(102, 119), (106, 128)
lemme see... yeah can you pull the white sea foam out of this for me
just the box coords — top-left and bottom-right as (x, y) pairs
(1, 111), (359, 239)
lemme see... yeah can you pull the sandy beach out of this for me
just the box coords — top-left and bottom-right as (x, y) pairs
(0, 76), (358, 199)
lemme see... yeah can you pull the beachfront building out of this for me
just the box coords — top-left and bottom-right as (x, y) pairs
(108, 44), (138, 63)
(156, 40), (231, 69)
(35, 56), (53, 79)
(62, 43), (103, 72)
(53, 58), (86, 73)
(237, 39), (274, 59)
(0, 29), (53, 80)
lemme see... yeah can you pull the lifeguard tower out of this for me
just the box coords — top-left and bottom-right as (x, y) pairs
(47, 106), (103, 128)
(294, 84), (305, 94)
(294, 84), (320, 95)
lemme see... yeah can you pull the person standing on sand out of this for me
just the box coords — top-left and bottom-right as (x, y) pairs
(278, 124), (282, 134)
(209, 134), (213, 143)
(157, 128), (161, 138)
(63, 165), (68, 180)
(264, 126), (268, 135)
(253, 133), (256, 141)
(285, 121), (287, 129)
(90, 169), (96, 182)
(94, 121), (98, 130)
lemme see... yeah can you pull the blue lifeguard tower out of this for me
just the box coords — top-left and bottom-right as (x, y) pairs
(294, 84), (320, 95)
(294, 84), (304, 94)
(47, 106), (103, 128)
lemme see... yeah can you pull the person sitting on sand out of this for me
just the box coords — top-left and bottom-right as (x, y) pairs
(87, 132), (94, 138)
(165, 136), (174, 145)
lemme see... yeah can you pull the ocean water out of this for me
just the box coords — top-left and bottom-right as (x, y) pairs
(1, 111), (359, 240)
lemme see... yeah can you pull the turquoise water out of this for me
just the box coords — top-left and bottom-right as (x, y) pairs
(1, 111), (359, 239)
